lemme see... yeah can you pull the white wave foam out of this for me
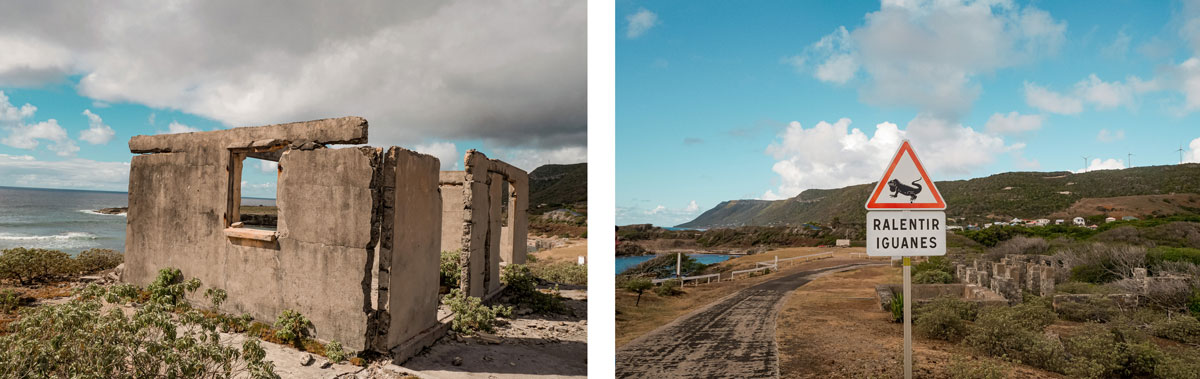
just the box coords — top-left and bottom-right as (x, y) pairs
(78, 209), (127, 217)
(0, 232), (99, 241)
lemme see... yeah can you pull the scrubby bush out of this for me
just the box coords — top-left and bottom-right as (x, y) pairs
(654, 279), (684, 297)
(987, 236), (1049, 260)
(442, 289), (511, 334)
(0, 247), (76, 284)
(913, 270), (953, 284)
(74, 248), (123, 274)
(1055, 297), (1118, 323)
(623, 278), (653, 307)
(146, 267), (201, 309)
(501, 264), (566, 314)
(1150, 315), (1200, 344)
(890, 292), (904, 322)
(0, 269), (278, 378)
(530, 262), (587, 285)
(325, 341), (346, 363)
(439, 250), (461, 289)
(915, 306), (967, 341)
(273, 309), (314, 347)
(964, 303), (1062, 371)
(1061, 244), (1146, 284)
(0, 290), (19, 313)
(947, 357), (1006, 379)
(1054, 281), (1117, 295)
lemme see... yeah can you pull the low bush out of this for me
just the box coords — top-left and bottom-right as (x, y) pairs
(623, 278), (653, 307)
(913, 270), (952, 284)
(1054, 281), (1117, 295)
(1055, 297), (1118, 323)
(0, 269), (278, 377)
(947, 357), (1006, 379)
(273, 309), (314, 347)
(146, 267), (201, 309)
(1147, 246), (1200, 266)
(74, 248), (123, 274)
(1150, 315), (1200, 344)
(0, 247), (76, 285)
(654, 279), (684, 297)
(964, 303), (1062, 371)
(889, 292), (903, 322)
(530, 262), (587, 285)
(0, 290), (19, 313)
(501, 264), (566, 314)
(442, 289), (511, 334)
(325, 341), (346, 363)
(915, 306), (967, 341)
(917, 296), (978, 321)
(440, 250), (461, 289)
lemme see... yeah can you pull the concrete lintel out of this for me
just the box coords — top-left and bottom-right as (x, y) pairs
(130, 116), (368, 153)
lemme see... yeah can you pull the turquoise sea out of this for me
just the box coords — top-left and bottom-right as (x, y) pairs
(0, 186), (274, 254)
(614, 253), (738, 275)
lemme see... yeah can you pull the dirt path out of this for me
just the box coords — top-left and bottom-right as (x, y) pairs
(614, 263), (883, 379)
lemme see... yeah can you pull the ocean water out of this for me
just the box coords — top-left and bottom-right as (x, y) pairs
(0, 186), (275, 254)
(614, 253), (738, 275)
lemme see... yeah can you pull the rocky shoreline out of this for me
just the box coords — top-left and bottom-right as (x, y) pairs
(94, 207), (128, 215)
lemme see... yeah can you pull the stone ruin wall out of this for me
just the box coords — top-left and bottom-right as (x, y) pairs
(955, 254), (1191, 309)
(123, 117), (442, 353)
(439, 150), (529, 299)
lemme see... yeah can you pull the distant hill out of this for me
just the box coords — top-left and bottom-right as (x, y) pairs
(529, 163), (587, 215)
(678, 163), (1200, 228)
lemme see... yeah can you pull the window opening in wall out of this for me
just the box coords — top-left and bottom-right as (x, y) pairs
(237, 156), (279, 231)
(500, 180), (510, 227)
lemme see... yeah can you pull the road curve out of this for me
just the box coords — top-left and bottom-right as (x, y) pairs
(615, 263), (880, 379)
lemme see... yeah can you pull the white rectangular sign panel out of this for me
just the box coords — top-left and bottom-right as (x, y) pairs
(866, 211), (947, 256)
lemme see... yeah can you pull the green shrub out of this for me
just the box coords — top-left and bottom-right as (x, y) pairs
(913, 270), (953, 284)
(442, 289), (511, 334)
(914, 256), (953, 275)
(0, 247), (76, 284)
(1190, 289), (1200, 317)
(0, 274), (278, 377)
(273, 309), (314, 346)
(964, 303), (1063, 372)
(915, 307), (967, 341)
(890, 292), (903, 322)
(947, 357), (1007, 379)
(146, 267), (201, 309)
(1150, 315), (1200, 344)
(1147, 246), (1200, 266)
(654, 279), (684, 297)
(1055, 297), (1118, 323)
(440, 250), (461, 289)
(325, 341), (346, 363)
(529, 262), (587, 285)
(74, 248), (123, 274)
(1054, 281), (1116, 295)
(501, 264), (566, 314)
(0, 290), (19, 313)
(1155, 354), (1200, 379)
(623, 278), (653, 307)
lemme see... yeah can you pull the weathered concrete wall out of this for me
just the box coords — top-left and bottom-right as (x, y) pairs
(125, 117), (442, 354)
(380, 147), (441, 350)
(439, 172), (466, 254)
(448, 150), (530, 298)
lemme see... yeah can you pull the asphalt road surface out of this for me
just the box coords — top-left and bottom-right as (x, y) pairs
(615, 263), (880, 379)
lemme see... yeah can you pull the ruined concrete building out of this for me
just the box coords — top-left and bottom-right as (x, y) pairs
(122, 116), (524, 358)
(439, 150), (529, 299)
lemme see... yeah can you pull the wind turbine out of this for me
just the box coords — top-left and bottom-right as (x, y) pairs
(1082, 156), (1090, 173)
(1179, 144), (1186, 165)
(1128, 153), (1133, 168)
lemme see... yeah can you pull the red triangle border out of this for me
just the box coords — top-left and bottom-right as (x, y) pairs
(865, 141), (946, 210)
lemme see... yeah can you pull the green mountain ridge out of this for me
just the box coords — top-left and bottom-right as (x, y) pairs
(678, 163), (1200, 229)
(529, 162), (587, 214)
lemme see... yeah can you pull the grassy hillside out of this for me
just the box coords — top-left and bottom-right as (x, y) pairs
(679, 163), (1200, 228)
(529, 163), (587, 215)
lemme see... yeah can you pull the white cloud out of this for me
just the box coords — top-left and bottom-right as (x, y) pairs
(0, 91), (78, 156)
(1101, 29), (1131, 58)
(91, 101), (110, 108)
(763, 114), (1017, 198)
(648, 205), (667, 215)
(984, 111), (1043, 134)
(257, 160), (277, 173)
(1186, 137), (1200, 164)
(1096, 129), (1125, 143)
(1024, 82), (1083, 115)
(0, 153), (129, 191)
(1074, 74), (1134, 110)
(147, 112), (156, 125)
(801, 1), (1065, 118)
(626, 8), (658, 38)
(685, 200), (699, 212)
(492, 145), (586, 172)
(79, 109), (115, 144)
(1075, 158), (1125, 173)
(413, 141), (459, 170)
(164, 121), (201, 134)
(0, 1), (585, 155)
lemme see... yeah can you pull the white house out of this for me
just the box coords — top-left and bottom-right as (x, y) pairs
(1036, 219), (1050, 226)
(1055, 219), (1065, 225)
(1073, 217), (1086, 226)
(1105, 217), (1117, 223)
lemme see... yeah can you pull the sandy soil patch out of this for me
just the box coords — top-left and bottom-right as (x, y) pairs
(529, 239), (587, 265)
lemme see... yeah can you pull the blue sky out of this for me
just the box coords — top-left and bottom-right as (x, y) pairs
(0, 1), (586, 198)
(617, 0), (1200, 227)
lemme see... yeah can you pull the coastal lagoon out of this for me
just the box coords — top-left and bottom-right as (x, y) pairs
(615, 253), (738, 274)
(0, 186), (274, 254)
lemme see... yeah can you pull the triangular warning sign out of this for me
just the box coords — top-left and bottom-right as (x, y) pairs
(865, 140), (945, 210)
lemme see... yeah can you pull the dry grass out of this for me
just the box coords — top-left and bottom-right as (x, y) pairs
(615, 250), (873, 348)
(529, 239), (588, 264)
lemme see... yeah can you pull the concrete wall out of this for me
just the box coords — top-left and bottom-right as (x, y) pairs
(442, 150), (529, 298)
(124, 117), (441, 353)
(439, 172), (467, 254)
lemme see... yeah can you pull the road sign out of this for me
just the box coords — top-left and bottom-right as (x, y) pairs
(865, 140), (945, 210)
(866, 211), (946, 256)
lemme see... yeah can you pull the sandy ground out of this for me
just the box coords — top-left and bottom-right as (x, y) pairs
(401, 289), (588, 379)
(615, 262), (883, 378)
(529, 239), (588, 265)
(775, 265), (1060, 378)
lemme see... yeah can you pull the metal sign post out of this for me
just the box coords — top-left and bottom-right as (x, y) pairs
(863, 140), (947, 379)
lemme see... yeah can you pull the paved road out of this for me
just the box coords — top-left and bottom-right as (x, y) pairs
(615, 263), (879, 379)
